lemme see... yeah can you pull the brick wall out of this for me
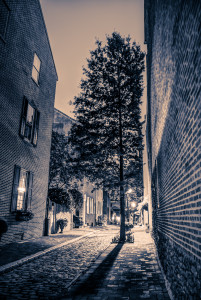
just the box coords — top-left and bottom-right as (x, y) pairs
(0, 0), (57, 244)
(145, 0), (201, 297)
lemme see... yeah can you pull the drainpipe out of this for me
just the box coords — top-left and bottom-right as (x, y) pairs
(44, 198), (50, 236)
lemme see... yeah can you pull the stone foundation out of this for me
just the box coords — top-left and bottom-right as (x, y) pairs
(154, 231), (201, 298)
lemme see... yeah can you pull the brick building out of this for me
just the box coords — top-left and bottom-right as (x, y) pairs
(145, 0), (201, 297)
(0, 0), (57, 244)
(51, 108), (103, 229)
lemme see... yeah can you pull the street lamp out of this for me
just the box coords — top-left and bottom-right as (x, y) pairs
(130, 201), (137, 209)
(130, 200), (138, 226)
(127, 188), (133, 194)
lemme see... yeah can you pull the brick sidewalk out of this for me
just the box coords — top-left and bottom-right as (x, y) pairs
(64, 230), (171, 300)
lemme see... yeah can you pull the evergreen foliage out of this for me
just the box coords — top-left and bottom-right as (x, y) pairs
(68, 32), (145, 239)
(48, 130), (83, 210)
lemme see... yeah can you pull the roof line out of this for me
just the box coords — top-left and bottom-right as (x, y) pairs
(37, 0), (58, 81)
(54, 108), (77, 122)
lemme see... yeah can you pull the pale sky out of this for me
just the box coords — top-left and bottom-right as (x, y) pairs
(40, 0), (147, 119)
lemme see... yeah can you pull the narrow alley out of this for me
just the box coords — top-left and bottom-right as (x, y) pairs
(0, 0), (201, 299)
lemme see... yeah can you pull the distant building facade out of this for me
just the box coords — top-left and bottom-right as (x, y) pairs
(103, 190), (111, 224)
(145, 0), (201, 298)
(0, 0), (57, 244)
(51, 108), (103, 229)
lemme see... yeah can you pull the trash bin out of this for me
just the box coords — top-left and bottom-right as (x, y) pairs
(0, 219), (8, 241)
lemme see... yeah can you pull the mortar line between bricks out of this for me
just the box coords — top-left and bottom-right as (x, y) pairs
(0, 232), (95, 274)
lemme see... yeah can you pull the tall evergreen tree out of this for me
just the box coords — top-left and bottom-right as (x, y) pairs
(68, 32), (145, 241)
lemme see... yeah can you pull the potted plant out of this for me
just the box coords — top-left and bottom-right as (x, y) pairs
(0, 219), (8, 241)
(126, 231), (134, 243)
(56, 218), (68, 233)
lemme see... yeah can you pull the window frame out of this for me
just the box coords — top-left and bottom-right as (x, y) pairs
(0, 0), (10, 42)
(86, 197), (90, 214)
(31, 53), (41, 85)
(11, 165), (34, 213)
(19, 97), (40, 146)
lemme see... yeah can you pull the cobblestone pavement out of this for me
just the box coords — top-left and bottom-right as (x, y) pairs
(0, 230), (117, 299)
(0, 234), (83, 267)
(65, 230), (170, 300)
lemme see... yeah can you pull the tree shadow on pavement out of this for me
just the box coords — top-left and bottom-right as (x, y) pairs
(67, 242), (124, 298)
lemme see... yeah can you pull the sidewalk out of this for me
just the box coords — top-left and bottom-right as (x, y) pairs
(0, 226), (110, 273)
(63, 229), (171, 300)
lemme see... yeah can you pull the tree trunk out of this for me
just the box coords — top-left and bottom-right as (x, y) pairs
(119, 154), (125, 241)
(118, 69), (125, 242)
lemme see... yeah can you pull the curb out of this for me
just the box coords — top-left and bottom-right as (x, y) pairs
(0, 232), (94, 274)
(62, 242), (117, 297)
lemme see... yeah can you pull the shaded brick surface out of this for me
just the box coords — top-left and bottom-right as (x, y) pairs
(145, 0), (201, 297)
(0, 0), (57, 244)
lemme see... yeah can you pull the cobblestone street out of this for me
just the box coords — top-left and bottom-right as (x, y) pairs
(0, 227), (170, 299)
(0, 229), (117, 299)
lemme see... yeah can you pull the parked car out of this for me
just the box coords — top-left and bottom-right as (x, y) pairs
(73, 215), (83, 228)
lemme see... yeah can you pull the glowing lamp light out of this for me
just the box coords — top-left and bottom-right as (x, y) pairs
(18, 186), (26, 193)
(116, 216), (120, 223)
(131, 201), (137, 209)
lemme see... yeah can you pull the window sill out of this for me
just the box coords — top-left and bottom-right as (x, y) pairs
(20, 136), (37, 148)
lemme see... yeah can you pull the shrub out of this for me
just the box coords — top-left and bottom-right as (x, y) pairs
(56, 218), (68, 233)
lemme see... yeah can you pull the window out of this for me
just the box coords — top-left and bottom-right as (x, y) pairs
(92, 198), (94, 214)
(11, 165), (33, 212)
(86, 197), (95, 214)
(20, 97), (40, 146)
(32, 53), (41, 84)
(87, 197), (90, 214)
(0, 0), (10, 41)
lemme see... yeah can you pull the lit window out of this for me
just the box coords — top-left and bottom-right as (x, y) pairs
(32, 53), (41, 84)
(20, 97), (40, 146)
(17, 169), (27, 210)
(11, 166), (33, 212)
(0, 0), (10, 41)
